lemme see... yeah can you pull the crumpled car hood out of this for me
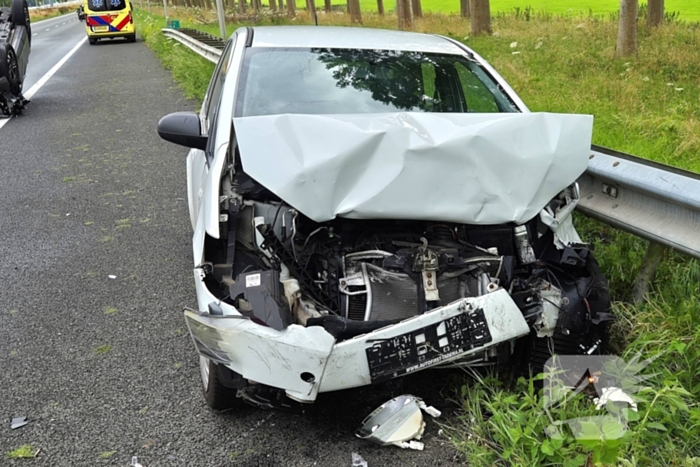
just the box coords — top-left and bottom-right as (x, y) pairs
(233, 112), (593, 225)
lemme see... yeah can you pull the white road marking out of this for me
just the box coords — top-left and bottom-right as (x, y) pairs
(0, 37), (87, 131)
(33, 33), (38, 36)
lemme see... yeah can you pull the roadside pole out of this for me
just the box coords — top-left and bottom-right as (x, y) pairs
(215, 0), (226, 39)
(163, 0), (168, 24)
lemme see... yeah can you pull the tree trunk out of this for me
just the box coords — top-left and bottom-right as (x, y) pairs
(228, 0), (235, 10)
(411, 0), (421, 17)
(647, 0), (664, 27)
(307, 0), (317, 22)
(376, 0), (383, 15)
(238, 0), (246, 13)
(278, 0), (283, 10)
(397, 0), (412, 29)
(460, 0), (469, 18)
(287, 0), (295, 16)
(253, 0), (260, 11)
(269, 0), (276, 10)
(324, 0), (331, 12)
(470, 0), (491, 35)
(347, 0), (361, 23)
(616, 0), (638, 57)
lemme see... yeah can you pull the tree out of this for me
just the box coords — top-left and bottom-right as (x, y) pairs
(411, 0), (422, 18)
(397, 0), (412, 29)
(269, 0), (276, 11)
(460, 0), (470, 18)
(347, 0), (362, 23)
(376, 0), (384, 15)
(324, 0), (331, 13)
(287, 0), (295, 16)
(278, 0), (283, 10)
(307, 0), (318, 23)
(647, 0), (664, 27)
(616, 0), (638, 57)
(238, 0), (246, 13)
(470, 0), (491, 35)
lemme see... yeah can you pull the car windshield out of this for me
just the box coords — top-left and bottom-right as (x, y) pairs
(235, 47), (519, 117)
(87, 0), (127, 12)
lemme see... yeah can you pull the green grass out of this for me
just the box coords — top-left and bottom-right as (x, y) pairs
(136, 11), (217, 100)
(93, 344), (113, 354)
(29, 5), (76, 22)
(354, 0), (700, 19)
(139, 8), (700, 466)
(6, 445), (36, 459)
(141, 0), (700, 20)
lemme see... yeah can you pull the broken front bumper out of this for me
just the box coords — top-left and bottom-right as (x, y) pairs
(186, 269), (530, 403)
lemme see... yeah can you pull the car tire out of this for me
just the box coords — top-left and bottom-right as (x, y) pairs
(200, 356), (246, 410)
(89, 38), (97, 45)
(126, 34), (136, 43)
(0, 44), (22, 96)
(10, 0), (31, 41)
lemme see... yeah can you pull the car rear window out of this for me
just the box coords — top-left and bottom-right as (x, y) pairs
(235, 47), (519, 117)
(87, 0), (127, 12)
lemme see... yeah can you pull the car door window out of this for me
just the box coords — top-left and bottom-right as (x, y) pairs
(454, 62), (501, 113)
(420, 62), (466, 112)
(201, 41), (234, 135)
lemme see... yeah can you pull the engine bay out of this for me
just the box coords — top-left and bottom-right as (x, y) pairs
(198, 170), (613, 373)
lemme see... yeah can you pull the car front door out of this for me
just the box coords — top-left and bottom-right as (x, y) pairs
(187, 38), (235, 231)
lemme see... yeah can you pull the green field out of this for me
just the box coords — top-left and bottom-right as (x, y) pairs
(352, 0), (700, 20)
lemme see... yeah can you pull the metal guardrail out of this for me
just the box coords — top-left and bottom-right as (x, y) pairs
(578, 145), (700, 260)
(163, 28), (700, 261)
(162, 28), (224, 64)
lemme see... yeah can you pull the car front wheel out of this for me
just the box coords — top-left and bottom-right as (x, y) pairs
(200, 356), (246, 410)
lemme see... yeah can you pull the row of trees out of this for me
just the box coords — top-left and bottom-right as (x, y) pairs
(163, 0), (666, 57)
(459, 0), (666, 58)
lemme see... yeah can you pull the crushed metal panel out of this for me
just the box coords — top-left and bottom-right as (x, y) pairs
(233, 112), (593, 225)
(184, 309), (336, 403)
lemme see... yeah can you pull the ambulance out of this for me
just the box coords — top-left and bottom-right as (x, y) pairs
(78, 0), (136, 45)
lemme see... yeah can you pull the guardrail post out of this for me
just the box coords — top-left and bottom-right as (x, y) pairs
(630, 241), (667, 304)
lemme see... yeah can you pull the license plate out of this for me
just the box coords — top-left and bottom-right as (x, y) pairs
(365, 308), (493, 383)
(92, 26), (109, 32)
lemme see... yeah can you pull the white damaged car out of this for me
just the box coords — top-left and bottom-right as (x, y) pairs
(157, 26), (613, 410)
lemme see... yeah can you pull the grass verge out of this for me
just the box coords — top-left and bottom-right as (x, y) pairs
(29, 5), (76, 22)
(136, 11), (216, 101)
(137, 9), (700, 466)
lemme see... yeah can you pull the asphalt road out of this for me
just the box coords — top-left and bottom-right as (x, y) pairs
(0, 16), (466, 467)
(24, 14), (86, 88)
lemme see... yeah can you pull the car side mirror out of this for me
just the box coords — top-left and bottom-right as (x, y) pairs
(157, 112), (208, 151)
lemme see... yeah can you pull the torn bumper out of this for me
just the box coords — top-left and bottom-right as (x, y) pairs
(186, 270), (530, 403)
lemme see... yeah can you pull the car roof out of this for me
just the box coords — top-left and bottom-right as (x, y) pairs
(249, 26), (465, 54)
